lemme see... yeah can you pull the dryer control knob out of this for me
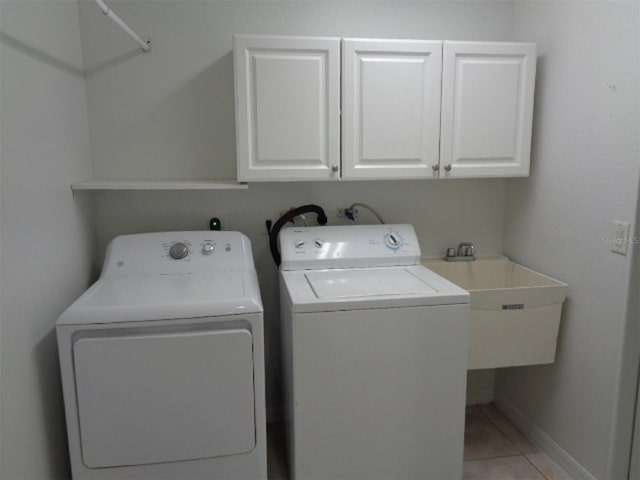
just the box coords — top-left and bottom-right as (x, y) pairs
(314, 239), (324, 249)
(295, 240), (305, 249)
(169, 242), (189, 259)
(202, 242), (215, 255)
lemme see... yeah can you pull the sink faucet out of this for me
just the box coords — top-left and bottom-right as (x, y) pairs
(445, 242), (476, 261)
(457, 242), (475, 257)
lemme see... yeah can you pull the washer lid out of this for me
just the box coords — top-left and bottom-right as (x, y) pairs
(306, 269), (437, 299)
(57, 271), (263, 326)
(282, 265), (469, 313)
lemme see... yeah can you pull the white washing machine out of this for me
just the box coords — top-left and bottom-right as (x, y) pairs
(279, 224), (470, 480)
(57, 231), (266, 479)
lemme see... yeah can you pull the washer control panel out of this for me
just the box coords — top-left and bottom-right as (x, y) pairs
(280, 224), (421, 271)
(101, 231), (254, 277)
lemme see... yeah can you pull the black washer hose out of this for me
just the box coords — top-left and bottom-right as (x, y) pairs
(269, 204), (328, 266)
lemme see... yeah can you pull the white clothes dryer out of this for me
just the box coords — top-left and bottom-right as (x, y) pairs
(57, 231), (266, 479)
(279, 224), (470, 480)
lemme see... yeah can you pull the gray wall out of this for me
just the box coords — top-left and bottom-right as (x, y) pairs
(78, 0), (516, 420)
(0, 1), (96, 477)
(498, 2), (640, 479)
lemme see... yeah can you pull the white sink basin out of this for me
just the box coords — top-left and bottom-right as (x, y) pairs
(424, 256), (568, 370)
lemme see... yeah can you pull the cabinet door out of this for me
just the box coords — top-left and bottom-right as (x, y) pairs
(440, 42), (536, 178)
(342, 39), (443, 180)
(234, 35), (340, 181)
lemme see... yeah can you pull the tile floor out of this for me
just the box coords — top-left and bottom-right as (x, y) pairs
(463, 404), (570, 479)
(267, 402), (571, 479)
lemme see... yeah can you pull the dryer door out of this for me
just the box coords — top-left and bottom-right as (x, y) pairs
(73, 325), (255, 468)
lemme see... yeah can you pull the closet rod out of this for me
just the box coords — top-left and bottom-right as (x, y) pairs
(95, 0), (150, 52)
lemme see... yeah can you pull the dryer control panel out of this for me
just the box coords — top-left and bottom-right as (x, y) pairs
(279, 224), (421, 271)
(101, 231), (255, 277)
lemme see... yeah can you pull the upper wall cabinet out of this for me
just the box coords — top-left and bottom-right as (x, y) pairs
(342, 39), (443, 179)
(440, 41), (537, 178)
(234, 35), (341, 181)
(234, 35), (536, 182)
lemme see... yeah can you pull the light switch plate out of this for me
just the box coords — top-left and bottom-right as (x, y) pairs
(612, 220), (630, 255)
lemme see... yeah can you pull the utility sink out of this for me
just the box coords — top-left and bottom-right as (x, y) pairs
(424, 256), (568, 370)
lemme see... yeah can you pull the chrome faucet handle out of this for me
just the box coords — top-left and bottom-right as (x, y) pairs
(457, 242), (475, 257)
(446, 243), (476, 261)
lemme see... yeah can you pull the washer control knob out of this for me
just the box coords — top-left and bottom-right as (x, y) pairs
(169, 242), (189, 259)
(314, 239), (324, 249)
(295, 240), (305, 249)
(385, 233), (403, 249)
(202, 242), (215, 255)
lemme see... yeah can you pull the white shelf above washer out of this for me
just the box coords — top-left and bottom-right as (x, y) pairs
(71, 180), (248, 191)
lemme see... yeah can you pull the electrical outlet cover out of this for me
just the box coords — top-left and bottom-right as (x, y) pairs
(612, 220), (630, 256)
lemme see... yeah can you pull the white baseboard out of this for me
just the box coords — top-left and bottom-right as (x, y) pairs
(494, 392), (595, 480)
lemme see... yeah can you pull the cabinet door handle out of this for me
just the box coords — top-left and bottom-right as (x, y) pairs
(444, 164), (452, 172)
(432, 164), (439, 172)
(332, 165), (339, 172)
